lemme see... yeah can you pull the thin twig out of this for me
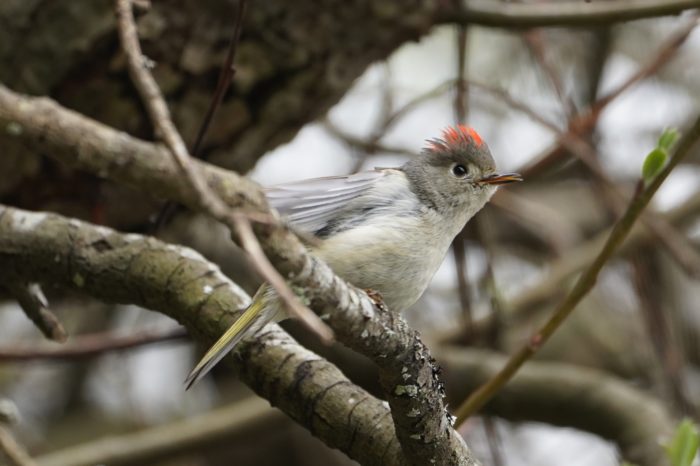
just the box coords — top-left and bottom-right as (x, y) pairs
(522, 15), (698, 178)
(115, 0), (333, 344)
(454, 113), (700, 425)
(154, 0), (247, 228)
(325, 78), (459, 160)
(507, 186), (700, 320)
(191, 0), (247, 159)
(469, 77), (700, 277)
(483, 417), (504, 466)
(631, 253), (694, 414)
(592, 14), (699, 113)
(5, 282), (67, 342)
(323, 119), (417, 158)
(0, 328), (188, 362)
(347, 63), (395, 172)
(479, 217), (505, 349)
(232, 213), (334, 342)
(0, 426), (37, 466)
(115, 0), (214, 212)
(452, 21), (474, 337)
(522, 30), (576, 117)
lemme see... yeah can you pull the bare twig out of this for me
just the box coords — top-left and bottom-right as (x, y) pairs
(454, 113), (700, 424)
(191, 0), (247, 159)
(508, 187), (700, 319)
(115, 0), (225, 216)
(435, 0), (700, 28)
(0, 327), (188, 362)
(482, 418), (504, 466)
(453, 25), (468, 124)
(346, 63), (396, 172)
(451, 21), (473, 336)
(522, 30), (575, 117)
(231, 213), (333, 343)
(0, 426), (37, 466)
(115, 0), (333, 344)
(592, 14), (699, 113)
(522, 16), (698, 178)
(323, 119), (416, 158)
(154, 0), (247, 228)
(631, 253), (694, 414)
(468, 77), (700, 277)
(325, 78), (461, 160)
(5, 282), (67, 342)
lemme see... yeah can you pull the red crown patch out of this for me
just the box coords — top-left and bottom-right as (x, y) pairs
(443, 124), (483, 147)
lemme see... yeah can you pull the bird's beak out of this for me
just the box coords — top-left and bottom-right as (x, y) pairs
(479, 172), (523, 185)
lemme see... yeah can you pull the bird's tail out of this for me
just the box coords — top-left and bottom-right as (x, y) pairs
(185, 287), (269, 389)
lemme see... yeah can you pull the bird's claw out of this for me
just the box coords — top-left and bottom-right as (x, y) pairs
(364, 288), (387, 311)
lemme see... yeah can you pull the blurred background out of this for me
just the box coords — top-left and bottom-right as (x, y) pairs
(1, 1), (700, 465)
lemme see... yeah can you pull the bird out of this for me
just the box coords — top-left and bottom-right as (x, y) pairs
(185, 124), (521, 388)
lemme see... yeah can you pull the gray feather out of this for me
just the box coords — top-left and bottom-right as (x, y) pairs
(265, 170), (387, 234)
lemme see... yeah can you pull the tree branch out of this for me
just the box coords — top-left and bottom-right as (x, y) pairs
(0, 328), (187, 362)
(439, 348), (673, 466)
(3, 282), (67, 342)
(436, 0), (700, 29)
(34, 397), (282, 466)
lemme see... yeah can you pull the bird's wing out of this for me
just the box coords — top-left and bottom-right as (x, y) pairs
(265, 169), (387, 235)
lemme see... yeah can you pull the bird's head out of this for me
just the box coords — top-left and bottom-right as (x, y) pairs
(402, 125), (521, 215)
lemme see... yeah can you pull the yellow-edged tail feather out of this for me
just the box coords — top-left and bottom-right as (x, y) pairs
(184, 292), (266, 389)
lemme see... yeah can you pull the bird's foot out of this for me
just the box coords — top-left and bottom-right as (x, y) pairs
(364, 288), (387, 311)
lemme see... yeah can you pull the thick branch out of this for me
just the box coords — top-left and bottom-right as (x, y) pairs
(439, 348), (673, 466)
(0, 84), (475, 465)
(437, 0), (700, 29)
(34, 398), (282, 466)
(0, 206), (404, 466)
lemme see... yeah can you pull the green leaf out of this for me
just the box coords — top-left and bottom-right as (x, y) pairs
(658, 128), (680, 151)
(642, 148), (668, 182)
(665, 418), (700, 466)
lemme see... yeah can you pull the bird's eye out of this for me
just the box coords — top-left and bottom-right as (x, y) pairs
(451, 164), (468, 178)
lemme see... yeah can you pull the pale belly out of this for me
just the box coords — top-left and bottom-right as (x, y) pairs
(312, 215), (454, 312)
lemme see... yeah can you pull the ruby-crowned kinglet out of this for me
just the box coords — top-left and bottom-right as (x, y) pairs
(185, 125), (521, 388)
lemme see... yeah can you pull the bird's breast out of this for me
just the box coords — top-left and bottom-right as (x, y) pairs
(313, 209), (455, 312)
